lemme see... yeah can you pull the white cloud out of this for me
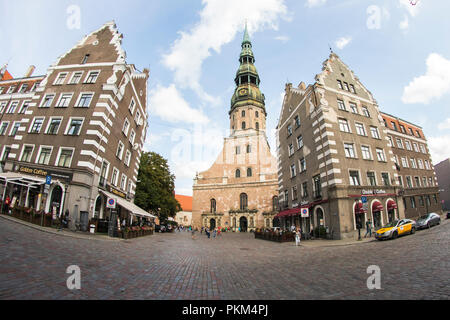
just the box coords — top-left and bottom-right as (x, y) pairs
(335, 36), (352, 50)
(275, 35), (290, 42)
(162, 0), (288, 102)
(305, 0), (326, 8)
(438, 118), (450, 131)
(399, 0), (421, 17)
(149, 84), (209, 124)
(428, 135), (450, 165)
(399, 15), (409, 30)
(402, 53), (450, 104)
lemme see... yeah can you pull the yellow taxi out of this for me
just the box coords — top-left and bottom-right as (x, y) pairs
(375, 219), (416, 240)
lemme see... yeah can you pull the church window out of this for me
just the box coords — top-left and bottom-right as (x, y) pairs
(256, 122), (259, 130)
(247, 145), (251, 153)
(210, 199), (216, 213)
(236, 169), (241, 178)
(247, 168), (252, 177)
(242, 110), (245, 117)
(255, 111), (259, 118)
(240, 193), (248, 211)
(242, 122), (246, 130)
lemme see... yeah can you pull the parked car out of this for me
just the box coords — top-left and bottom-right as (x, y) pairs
(375, 219), (415, 240)
(415, 213), (441, 230)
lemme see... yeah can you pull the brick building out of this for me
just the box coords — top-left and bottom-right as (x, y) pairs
(0, 21), (154, 230)
(192, 26), (279, 232)
(174, 194), (193, 227)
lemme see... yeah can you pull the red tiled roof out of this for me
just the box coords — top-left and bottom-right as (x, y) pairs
(175, 194), (192, 212)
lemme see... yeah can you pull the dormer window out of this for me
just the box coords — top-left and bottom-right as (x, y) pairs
(82, 54), (90, 64)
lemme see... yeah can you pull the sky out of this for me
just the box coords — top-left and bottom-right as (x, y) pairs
(2, 0), (450, 196)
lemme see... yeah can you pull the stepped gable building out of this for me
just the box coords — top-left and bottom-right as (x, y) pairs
(276, 52), (404, 239)
(0, 21), (153, 230)
(381, 112), (441, 218)
(192, 25), (279, 232)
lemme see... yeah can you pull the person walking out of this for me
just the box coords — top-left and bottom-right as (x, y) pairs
(191, 227), (196, 240)
(213, 228), (217, 239)
(364, 219), (372, 238)
(295, 226), (301, 246)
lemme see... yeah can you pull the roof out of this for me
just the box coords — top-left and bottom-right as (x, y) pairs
(1, 70), (13, 81)
(175, 194), (192, 212)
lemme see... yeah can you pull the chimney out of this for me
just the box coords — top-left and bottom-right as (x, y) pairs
(24, 65), (35, 78)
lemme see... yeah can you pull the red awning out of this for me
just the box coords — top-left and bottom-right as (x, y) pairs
(275, 207), (301, 218)
(387, 200), (398, 210)
(372, 201), (384, 212)
(354, 202), (366, 214)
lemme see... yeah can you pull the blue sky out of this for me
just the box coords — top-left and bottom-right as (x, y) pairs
(2, 0), (450, 196)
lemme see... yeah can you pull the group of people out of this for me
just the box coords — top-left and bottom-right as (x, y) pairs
(201, 226), (223, 239)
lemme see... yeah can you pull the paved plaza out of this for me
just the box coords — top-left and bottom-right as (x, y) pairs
(0, 217), (449, 300)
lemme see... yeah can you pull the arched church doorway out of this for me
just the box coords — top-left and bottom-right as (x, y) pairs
(210, 218), (216, 230)
(239, 216), (248, 232)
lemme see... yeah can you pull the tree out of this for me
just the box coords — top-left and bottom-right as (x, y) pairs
(134, 152), (180, 222)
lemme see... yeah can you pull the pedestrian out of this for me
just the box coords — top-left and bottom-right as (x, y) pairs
(364, 219), (372, 238)
(206, 228), (210, 239)
(3, 196), (10, 214)
(213, 229), (217, 239)
(295, 226), (301, 246)
(191, 227), (196, 240)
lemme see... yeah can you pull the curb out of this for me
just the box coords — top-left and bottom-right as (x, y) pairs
(0, 214), (123, 242)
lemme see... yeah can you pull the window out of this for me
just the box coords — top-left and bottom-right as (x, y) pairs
(400, 125), (406, 134)
(376, 148), (386, 162)
(7, 86), (16, 94)
(0, 87), (4, 94)
(355, 123), (366, 136)
(350, 171), (361, 186)
(401, 157), (408, 168)
(69, 72), (83, 84)
(414, 177), (420, 187)
(120, 174), (127, 190)
(396, 138), (403, 149)
(337, 99), (346, 111)
(344, 143), (356, 158)
(76, 93), (93, 107)
(242, 110), (246, 117)
(292, 186), (298, 200)
(67, 119), (83, 135)
(0, 122), (9, 135)
(416, 130), (421, 138)
(241, 121), (247, 130)
(405, 140), (412, 151)
(339, 119), (351, 133)
(422, 177), (427, 187)
(247, 168), (252, 177)
(255, 111), (259, 118)
(287, 124), (293, 136)
(18, 101), (30, 114)
(129, 129), (136, 145)
(299, 158), (306, 172)
(349, 103), (358, 114)
(391, 121), (398, 131)
(9, 122), (20, 137)
(382, 173), (390, 186)
(122, 119), (130, 136)
(398, 176), (403, 187)
(362, 106), (370, 118)
(337, 80), (343, 89)
(19, 83), (28, 93)
(6, 101), (18, 114)
(350, 84), (356, 94)
(30, 82), (40, 92)
(129, 99), (135, 114)
(81, 54), (90, 64)
(56, 93), (73, 108)
(288, 144), (294, 157)
(240, 193), (248, 211)
(57, 148), (73, 168)
(272, 196), (278, 212)
(30, 118), (44, 133)
(302, 182), (308, 198)
(361, 146), (372, 160)
(1, 146), (11, 161)
(0, 102), (7, 113)
(429, 177), (433, 186)
(210, 199), (217, 213)
(410, 197), (416, 209)
(47, 118), (62, 135)
(366, 172), (376, 186)
(256, 122), (259, 130)
(410, 158), (417, 169)
(85, 71), (99, 84)
(290, 164), (296, 178)
(135, 110), (141, 125)
(37, 147), (52, 165)
(236, 169), (241, 178)
(313, 175), (322, 198)
(20, 146), (34, 162)
(424, 160), (431, 170)
(247, 145), (251, 153)
(116, 141), (124, 160)
(343, 82), (349, 91)
(297, 135), (304, 149)
(417, 159), (424, 169)
(420, 144), (426, 154)
(54, 73), (67, 85)
(111, 168), (119, 186)
(41, 94), (55, 108)
(413, 143), (419, 153)
(370, 126), (380, 139)
(406, 176), (413, 188)
(294, 115), (301, 128)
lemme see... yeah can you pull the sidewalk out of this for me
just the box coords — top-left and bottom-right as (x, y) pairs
(282, 236), (375, 248)
(0, 214), (122, 242)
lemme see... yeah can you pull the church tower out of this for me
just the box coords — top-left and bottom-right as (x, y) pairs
(192, 25), (279, 232)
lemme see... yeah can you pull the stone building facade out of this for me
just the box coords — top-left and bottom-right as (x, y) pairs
(0, 21), (152, 229)
(192, 26), (278, 232)
(435, 158), (450, 211)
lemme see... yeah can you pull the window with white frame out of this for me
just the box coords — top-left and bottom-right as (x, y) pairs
(410, 158), (417, 169)
(66, 118), (83, 136)
(337, 80), (343, 89)
(135, 110), (141, 125)
(417, 159), (424, 169)
(297, 135), (303, 149)
(56, 93), (73, 108)
(387, 136), (393, 147)
(7, 86), (16, 94)
(299, 157), (306, 172)
(116, 141), (124, 160)
(376, 148), (386, 162)
(6, 101), (18, 114)
(406, 176), (413, 188)
(367, 171), (376, 186)
(339, 119), (351, 133)
(9, 122), (20, 137)
(401, 157), (408, 168)
(405, 140), (412, 151)
(0, 87), (4, 94)
(29, 117), (45, 133)
(370, 126), (380, 139)
(37, 147), (52, 165)
(420, 144), (426, 154)
(349, 102), (358, 114)
(129, 99), (135, 114)
(362, 106), (370, 117)
(292, 186), (298, 200)
(69, 71), (83, 84)
(355, 123), (366, 136)
(111, 168), (119, 186)
(396, 138), (403, 149)
(1, 146), (11, 161)
(41, 94), (55, 108)
(349, 170), (361, 186)
(84, 71), (99, 84)
(288, 144), (294, 157)
(75, 93), (94, 108)
(287, 124), (293, 136)
(361, 145), (372, 160)
(120, 174), (127, 190)
(424, 160), (431, 170)
(290, 164), (296, 178)
(381, 172), (390, 186)
(0, 122), (9, 135)
(428, 177), (433, 186)
(20, 145), (34, 162)
(422, 177), (427, 187)
(344, 143), (356, 158)
(0, 102), (7, 113)
(46, 118), (62, 135)
(18, 101), (30, 114)
(57, 148), (73, 168)
(54, 72), (68, 85)
(19, 83), (28, 93)
(124, 150), (131, 167)
(122, 119), (130, 136)
(337, 99), (346, 111)
(129, 129), (136, 145)
(414, 176), (420, 187)
(413, 143), (419, 153)
(30, 82), (40, 92)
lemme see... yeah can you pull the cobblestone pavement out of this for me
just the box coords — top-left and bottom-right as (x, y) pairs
(0, 218), (449, 300)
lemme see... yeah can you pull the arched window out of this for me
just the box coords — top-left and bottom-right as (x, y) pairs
(210, 198), (216, 213)
(236, 169), (241, 178)
(255, 111), (259, 118)
(242, 122), (246, 130)
(247, 145), (251, 153)
(247, 168), (252, 177)
(256, 122), (259, 130)
(242, 110), (246, 117)
(272, 196), (279, 212)
(240, 193), (248, 211)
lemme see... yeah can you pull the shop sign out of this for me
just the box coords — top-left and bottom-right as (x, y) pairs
(107, 185), (127, 199)
(18, 166), (72, 182)
(361, 189), (387, 196)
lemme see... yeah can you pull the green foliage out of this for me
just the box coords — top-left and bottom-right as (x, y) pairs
(313, 226), (327, 238)
(134, 152), (181, 222)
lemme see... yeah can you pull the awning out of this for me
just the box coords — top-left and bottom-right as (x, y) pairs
(275, 207), (301, 218)
(372, 201), (384, 212)
(0, 172), (46, 188)
(354, 202), (366, 214)
(99, 190), (156, 219)
(387, 200), (398, 210)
